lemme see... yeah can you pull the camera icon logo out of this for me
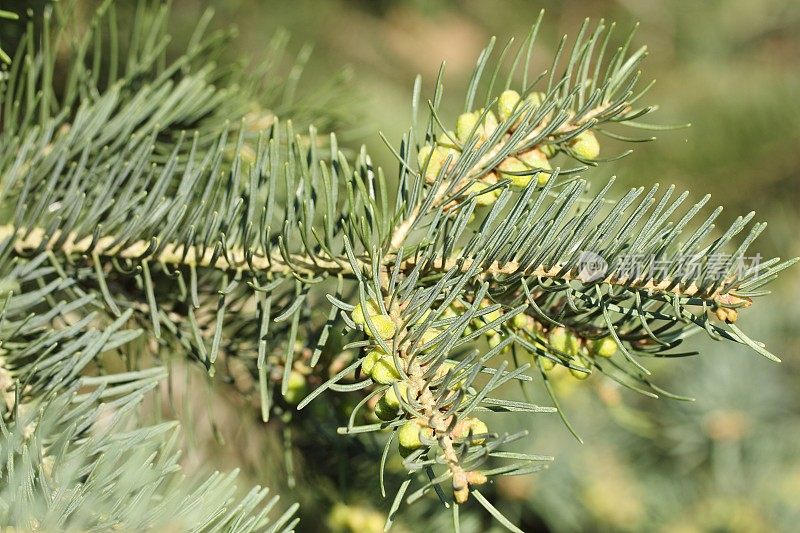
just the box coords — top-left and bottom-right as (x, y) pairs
(576, 251), (608, 283)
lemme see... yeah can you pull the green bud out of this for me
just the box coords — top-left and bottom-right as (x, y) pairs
(454, 417), (489, 445)
(591, 336), (618, 358)
(498, 157), (532, 189)
(437, 130), (459, 148)
(569, 359), (592, 380)
(467, 180), (500, 206)
(487, 334), (502, 349)
(456, 112), (480, 143)
(498, 89), (521, 122)
(370, 356), (401, 384)
(374, 397), (398, 421)
(475, 299), (502, 336)
(419, 327), (443, 348)
(417, 144), (434, 169)
(383, 382), (408, 410)
(548, 327), (579, 355)
(518, 148), (552, 186)
(538, 356), (556, 371)
(414, 309), (432, 324)
(352, 300), (381, 326)
(398, 421), (431, 450)
(434, 361), (467, 390)
(283, 370), (307, 405)
(511, 313), (534, 331)
(418, 144), (455, 182)
(526, 91), (546, 108)
(362, 349), (385, 375)
(483, 110), (498, 137)
(365, 314), (397, 340)
(570, 130), (600, 160)
(539, 142), (557, 158)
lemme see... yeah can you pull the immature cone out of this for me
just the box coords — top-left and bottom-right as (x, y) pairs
(435, 361), (467, 390)
(419, 327), (443, 348)
(526, 91), (546, 108)
(498, 89), (521, 122)
(714, 306), (739, 323)
(548, 327), (580, 355)
(362, 348), (384, 375)
(437, 130), (459, 148)
(283, 370), (307, 405)
(537, 355), (556, 371)
(398, 420), (432, 450)
(539, 142), (557, 158)
(591, 336), (618, 358)
(364, 314), (397, 340)
(475, 298), (503, 336)
(518, 148), (552, 186)
(351, 300), (381, 326)
(370, 356), (401, 384)
(418, 144), (458, 183)
(570, 130), (600, 159)
(466, 471), (488, 486)
(498, 157), (532, 189)
(511, 312), (534, 331)
(456, 112), (480, 143)
(569, 355), (592, 380)
(383, 382), (408, 410)
(467, 178), (500, 207)
(454, 417), (489, 444)
(374, 397), (397, 421)
(483, 110), (499, 137)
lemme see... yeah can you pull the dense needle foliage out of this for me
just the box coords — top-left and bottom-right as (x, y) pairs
(0, 2), (794, 531)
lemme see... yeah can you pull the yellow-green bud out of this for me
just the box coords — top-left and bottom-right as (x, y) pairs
(570, 130), (600, 160)
(538, 356), (556, 371)
(479, 299), (502, 321)
(483, 110), (499, 137)
(569, 357), (592, 380)
(374, 397), (397, 421)
(398, 421), (431, 450)
(498, 89), (521, 122)
(526, 91), (546, 108)
(475, 299), (503, 336)
(511, 313), (535, 331)
(362, 349), (385, 375)
(365, 314), (397, 340)
(370, 356), (400, 384)
(437, 130), (459, 148)
(487, 334), (502, 349)
(283, 370), (307, 405)
(591, 336), (618, 358)
(418, 145), (455, 182)
(420, 327), (443, 348)
(518, 148), (552, 186)
(352, 300), (381, 326)
(498, 157), (532, 189)
(434, 361), (467, 390)
(539, 142), (557, 158)
(383, 382), (408, 410)
(414, 309), (432, 324)
(456, 112), (480, 143)
(467, 180), (500, 206)
(454, 417), (489, 445)
(548, 327), (579, 355)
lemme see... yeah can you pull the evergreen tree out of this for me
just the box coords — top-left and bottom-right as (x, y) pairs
(0, 2), (794, 531)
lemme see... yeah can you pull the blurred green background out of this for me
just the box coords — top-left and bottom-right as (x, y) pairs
(7, 0), (799, 531)
(181, 1), (800, 531)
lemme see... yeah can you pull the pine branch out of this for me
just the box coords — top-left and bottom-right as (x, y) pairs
(0, 3), (794, 531)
